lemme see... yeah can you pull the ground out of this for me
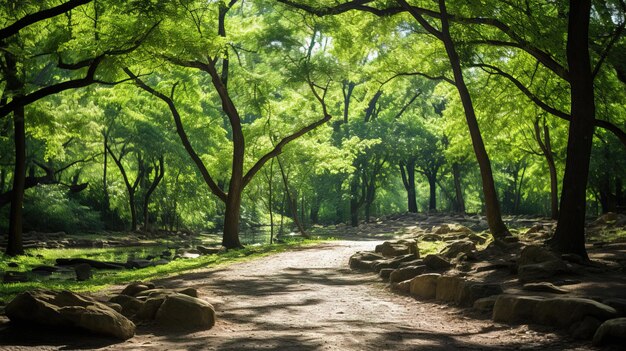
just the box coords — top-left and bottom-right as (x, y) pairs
(0, 239), (608, 350)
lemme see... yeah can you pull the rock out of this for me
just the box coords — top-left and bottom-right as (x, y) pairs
(423, 254), (452, 270)
(349, 252), (384, 270)
(518, 259), (570, 283)
(468, 234), (487, 245)
(3, 271), (28, 283)
(569, 316), (601, 340)
(153, 259), (170, 266)
(420, 234), (441, 241)
(31, 265), (64, 274)
(5, 290), (135, 340)
(474, 296), (499, 312)
(594, 212), (619, 225)
(593, 318), (626, 346)
(56, 258), (125, 270)
(517, 245), (560, 266)
(135, 288), (198, 299)
(375, 240), (418, 258)
(409, 273), (440, 299)
(125, 259), (154, 269)
(179, 288), (199, 298)
(196, 245), (224, 255)
(525, 224), (546, 235)
(389, 265), (427, 283)
(121, 282), (155, 297)
(379, 268), (394, 280)
(440, 240), (476, 259)
(109, 295), (144, 318)
(460, 283), (503, 307)
(602, 298), (626, 316)
(391, 279), (412, 293)
(433, 224), (451, 234)
(435, 276), (464, 302)
(475, 261), (513, 272)
(523, 282), (568, 294)
(397, 259), (424, 268)
(373, 254), (418, 272)
(154, 293), (216, 330)
(136, 296), (166, 320)
(492, 295), (545, 323)
(533, 298), (618, 328)
(74, 263), (92, 281)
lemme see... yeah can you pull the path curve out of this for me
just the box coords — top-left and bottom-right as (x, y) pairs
(1, 241), (594, 350)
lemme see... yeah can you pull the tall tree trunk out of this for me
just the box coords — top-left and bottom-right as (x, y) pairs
(549, 0), (594, 259)
(364, 174), (376, 222)
(438, 0), (509, 238)
(102, 132), (110, 217)
(142, 156), (164, 231)
(452, 162), (465, 214)
(223, 187), (243, 248)
(277, 157), (307, 237)
(349, 174), (361, 227)
(535, 120), (559, 220)
(5, 51), (25, 256)
(400, 160), (418, 213)
(428, 174), (437, 212)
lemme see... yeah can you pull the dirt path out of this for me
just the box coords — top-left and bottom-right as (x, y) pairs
(0, 240), (596, 350)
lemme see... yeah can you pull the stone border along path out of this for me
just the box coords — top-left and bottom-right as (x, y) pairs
(0, 240), (612, 350)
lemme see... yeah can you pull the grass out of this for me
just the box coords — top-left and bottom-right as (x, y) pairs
(0, 237), (331, 302)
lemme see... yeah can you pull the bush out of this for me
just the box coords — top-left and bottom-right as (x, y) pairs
(20, 185), (104, 233)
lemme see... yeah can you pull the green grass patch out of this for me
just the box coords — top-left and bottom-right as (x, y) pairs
(418, 241), (447, 256)
(0, 237), (330, 302)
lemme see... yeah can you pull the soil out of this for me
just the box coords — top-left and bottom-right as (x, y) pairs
(0, 239), (609, 351)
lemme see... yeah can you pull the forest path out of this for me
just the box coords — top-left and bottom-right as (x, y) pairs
(114, 240), (589, 351)
(1, 240), (592, 350)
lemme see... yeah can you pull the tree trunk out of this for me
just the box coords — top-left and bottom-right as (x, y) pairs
(349, 174), (360, 227)
(5, 51), (25, 256)
(428, 174), (437, 212)
(277, 157), (307, 237)
(549, 0), (594, 259)
(143, 156), (164, 231)
(438, 0), (509, 238)
(400, 161), (418, 213)
(222, 187), (243, 248)
(452, 162), (465, 214)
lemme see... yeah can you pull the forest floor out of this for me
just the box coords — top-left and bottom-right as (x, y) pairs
(1, 238), (614, 350)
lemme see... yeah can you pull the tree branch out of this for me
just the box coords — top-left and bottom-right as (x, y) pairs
(0, 0), (92, 41)
(124, 68), (228, 202)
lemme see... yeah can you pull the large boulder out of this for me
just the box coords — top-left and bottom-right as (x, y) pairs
(517, 245), (560, 266)
(492, 295), (545, 323)
(154, 293), (216, 330)
(409, 273), (440, 299)
(389, 265), (427, 283)
(532, 298), (617, 328)
(121, 282), (155, 297)
(5, 290), (135, 340)
(109, 295), (144, 318)
(423, 254), (452, 271)
(518, 260), (570, 283)
(473, 296), (499, 313)
(440, 240), (476, 259)
(349, 252), (384, 270)
(435, 276), (465, 302)
(375, 240), (418, 258)
(373, 254), (417, 272)
(457, 283), (503, 307)
(593, 318), (626, 346)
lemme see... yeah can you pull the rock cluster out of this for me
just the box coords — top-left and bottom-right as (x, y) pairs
(3, 282), (217, 340)
(349, 226), (626, 347)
